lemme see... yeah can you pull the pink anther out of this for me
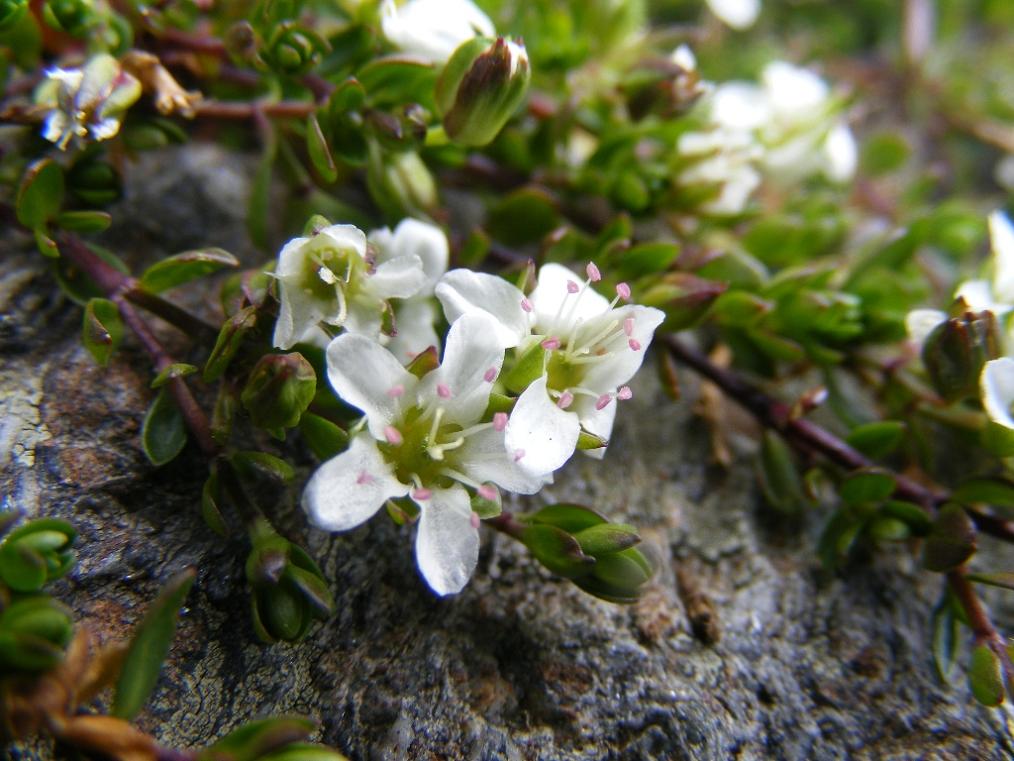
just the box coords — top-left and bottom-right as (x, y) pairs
(384, 426), (403, 445)
(493, 412), (508, 432)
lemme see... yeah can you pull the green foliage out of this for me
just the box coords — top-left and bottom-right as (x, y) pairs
(140, 248), (239, 294)
(112, 568), (196, 720)
(142, 388), (188, 466)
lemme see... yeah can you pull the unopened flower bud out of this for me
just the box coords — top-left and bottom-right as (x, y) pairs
(0, 0), (27, 31)
(246, 520), (334, 643)
(435, 36), (531, 147)
(922, 310), (1000, 402)
(0, 597), (75, 672)
(241, 353), (317, 430)
(0, 518), (76, 593)
(263, 23), (329, 76)
(366, 145), (438, 219)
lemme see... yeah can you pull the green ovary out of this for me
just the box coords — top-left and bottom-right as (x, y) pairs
(378, 406), (468, 490)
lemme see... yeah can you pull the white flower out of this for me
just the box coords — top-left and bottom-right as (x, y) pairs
(303, 313), (551, 595)
(981, 357), (1014, 429)
(380, 0), (495, 65)
(368, 218), (449, 362)
(35, 53), (142, 151)
(707, 61), (856, 185)
(954, 211), (1014, 318)
(705, 0), (760, 30)
(677, 126), (763, 215)
(436, 263), (664, 467)
(272, 223), (428, 350)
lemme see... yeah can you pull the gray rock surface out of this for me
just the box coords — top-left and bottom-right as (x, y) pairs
(3, 144), (1014, 760)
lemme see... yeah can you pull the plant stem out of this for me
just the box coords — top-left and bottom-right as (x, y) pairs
(947, 568), (1014, 690)
(661, 335), (1014, 543)
(194, 99), (318, 120)
(117, 299), (219, 457)
(484, 510), (527, 540)
(57, 234), (220, 344)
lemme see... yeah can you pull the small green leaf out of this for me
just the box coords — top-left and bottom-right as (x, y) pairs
(867, 516), (910, 542)
(299, 413), (349, 460)
(112, 568), (196, 719)
(923, 504), (977, 573)
(712, 291), (773, 327)
(758, 430), (806, 514)
(55, 210), (112, 233)
(487, 187), (560, 247)
(845, 421), (906, 460)
(204, 306), (258, 382)
(930, 592), (960, 682)
(880, 500), (933, 536)
(840, 469), (896, 507)
(201, 472), (228, 537)
(16, 159), (64, 228)
(966, 572), (1014, 592)
(230, 451), (295, 482)
(968, 645), (1005, 707)
(0, 542), (46, 591)
(307, 113), (338, 183)
(199, 717), (315, 761)
(140, 248), (240, 294)
(82, 298), (124, 368)
(358, 56), (437, 108)
(613, 242), (679, 279)
(249, 132), (277, 250)
(151, 363), (197, 389)
(34, 227), (59, 258)
(952, 477), (1014, 509)
(528, 503), (608, 533)
(142, 388), (187, 466)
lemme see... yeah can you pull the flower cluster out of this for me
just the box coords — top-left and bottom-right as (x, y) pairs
(675, 58), (856, 215)
(276, 221), (663, 595)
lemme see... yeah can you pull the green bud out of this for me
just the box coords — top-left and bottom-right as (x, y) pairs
(67, 156), (123, 206)
(246, 520), (334, 643)
(366, 144), (438, 219)
(241, 353), (317, 430)
(640, 274), (727, 331)
(0, 518), (76, 593)
(436, 36), (531, 147)
(262, 23), (329, 76)
(0, 0), (27, 32)
(0, 597), (75, 672)
(922, 310), (999, 403)
(42, 0), (93, 34)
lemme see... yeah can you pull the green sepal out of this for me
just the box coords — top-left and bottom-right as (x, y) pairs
(573, 523), (640, 556)
(528, 503), (608, 533)
(501, 342), (547, 394)
(405, 346), (439, 378)
(576, 429), (607, 451)
(520, 523), (594, 579)
(307, 112), (338, 183)
(299, 413), (350, 461)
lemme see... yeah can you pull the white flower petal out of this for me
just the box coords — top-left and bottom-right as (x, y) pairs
(456, 427), (552, 494)
(386, 298), (441, 363)
(420, 312), (504, 425)
(705, 0), (760, 29)
(436, 269), (531, 347)
(505, 375), (580, 475)
(342, 294), (384, 338)
(955, 279), (1009, 316)
(823, 122), (858, 183)
(369, 254), (428, 300)
(414, 486), (479, 595)
(989, 211), (1014, 304)
(581, 305), (665, 393)
(274, 234), (312, 278)
(710, 84), (770, 130)
(905, 309), (946, 346)
(381, 0), (495, 64)
(326, 332), (417, 437)
(380, 219), (449, 289)
(273, 283), (327, 350)
(573, 395), (617, 460)
(762, 61), (829, 119)
(530, 263), (611, 334)
(981, 358), (1014, 430)
(302, 434), (409, 531)
(317, 224), (369, 258)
